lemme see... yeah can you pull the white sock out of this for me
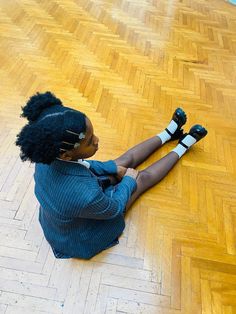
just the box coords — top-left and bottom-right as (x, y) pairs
(172, 144), (187, 158)
(172, 135), (197, 158)
(157, 120), (178, 144)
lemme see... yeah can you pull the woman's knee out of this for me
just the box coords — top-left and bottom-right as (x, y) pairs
(114, 154), (134, 168)
(135, 170), (152, 192)
(125, 170), (151, 209)
(126, 170), (158, 210)
(137, 170), (152, 183)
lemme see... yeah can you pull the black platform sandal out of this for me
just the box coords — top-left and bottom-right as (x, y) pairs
(166, 108), (187, 142)
(178, 124), (208, 148)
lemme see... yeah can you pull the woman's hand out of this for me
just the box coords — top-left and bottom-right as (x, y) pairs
(116, 166), (127, 181)
(124, 168), (139, 180)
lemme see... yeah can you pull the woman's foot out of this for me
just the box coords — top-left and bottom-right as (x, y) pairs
(187, 124), (208, 142)
(172, 108), (187, 129)
(172, 124), (208, 158)
(157, 108), (187, 144)
(167, 108), (187, 141)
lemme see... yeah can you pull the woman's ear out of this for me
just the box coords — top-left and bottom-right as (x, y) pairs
(59, 152), (72, 161)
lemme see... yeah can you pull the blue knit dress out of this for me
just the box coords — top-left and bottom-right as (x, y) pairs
(33, 158), (137, 259)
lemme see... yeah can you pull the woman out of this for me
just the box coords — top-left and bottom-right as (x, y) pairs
(15, 91), (207, 259)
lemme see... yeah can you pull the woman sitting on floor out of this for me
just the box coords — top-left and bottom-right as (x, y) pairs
(15, 91), (207, 259)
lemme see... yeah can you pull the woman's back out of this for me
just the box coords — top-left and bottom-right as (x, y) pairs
(34, 159), (125, 259)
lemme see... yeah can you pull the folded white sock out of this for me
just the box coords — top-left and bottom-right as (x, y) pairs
(172, 144), (187, 158)
(172, 134), (197, 158)
(182, 134), (197, 147)
(157, 120), (178, 144)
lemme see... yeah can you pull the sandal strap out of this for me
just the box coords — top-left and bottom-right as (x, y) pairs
(165, 128), (173, 136)
(179, 141), (189, 149)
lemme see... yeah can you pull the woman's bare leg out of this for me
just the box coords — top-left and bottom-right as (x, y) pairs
(114, 108), (187, 169)
(126, 151), (179, 209)
(114, 136), (163, 169)
(125, 123), (208, 209)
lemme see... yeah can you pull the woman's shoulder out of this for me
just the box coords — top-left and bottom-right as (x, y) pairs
(35, 158), (93, 178)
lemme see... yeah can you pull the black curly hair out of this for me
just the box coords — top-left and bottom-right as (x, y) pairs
(15, 91), (87, 165)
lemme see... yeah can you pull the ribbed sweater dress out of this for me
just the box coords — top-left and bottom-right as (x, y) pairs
(33, 158), (137, 259)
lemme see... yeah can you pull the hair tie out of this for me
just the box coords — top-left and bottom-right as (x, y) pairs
(60, 130), (86, 151)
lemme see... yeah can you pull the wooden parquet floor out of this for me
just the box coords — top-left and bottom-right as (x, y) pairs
(0, 0), (236, 313)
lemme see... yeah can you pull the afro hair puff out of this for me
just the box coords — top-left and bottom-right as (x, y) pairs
(20, 91), (63, 122)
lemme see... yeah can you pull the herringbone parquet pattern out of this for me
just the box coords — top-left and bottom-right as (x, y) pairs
(0, 0), (236, 313)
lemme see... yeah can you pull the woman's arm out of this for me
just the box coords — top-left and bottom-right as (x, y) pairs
(72, 176), (137, 220)
(83, 159), (118, 176)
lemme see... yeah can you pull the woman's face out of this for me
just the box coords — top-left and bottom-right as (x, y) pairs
(59, 117), (99, 161)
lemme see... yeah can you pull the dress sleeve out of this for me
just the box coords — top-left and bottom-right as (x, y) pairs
(74, 176), (137, 220)
(83, 160), (117, 176)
